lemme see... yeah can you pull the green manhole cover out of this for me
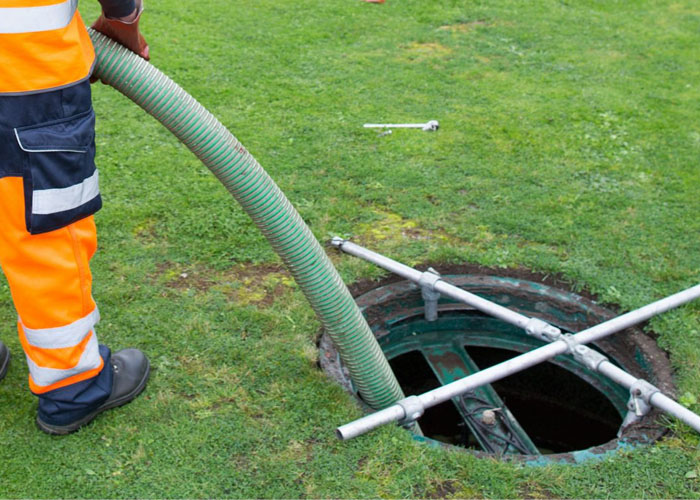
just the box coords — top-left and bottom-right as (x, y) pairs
(320, 270), (674, 465)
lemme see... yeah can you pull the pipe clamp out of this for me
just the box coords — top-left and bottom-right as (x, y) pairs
(330, 236), (346, 249)
(629, 379), (659, 408)
(525, 317), (561, 342)
(418, 268), (442, 292)
(420, 268), (441, 321)
(397, 396), (425, 426)
(566, 339), (608, 371)
(622, 379), (660, 430)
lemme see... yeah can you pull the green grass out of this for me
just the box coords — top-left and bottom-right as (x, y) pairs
(1, 0), (700, 497)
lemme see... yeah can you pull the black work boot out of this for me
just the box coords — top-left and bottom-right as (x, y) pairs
(36, 348), (150, 435)
(0, 341), (9, 382)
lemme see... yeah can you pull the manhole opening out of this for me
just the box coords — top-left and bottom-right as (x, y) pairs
(390, 347), (622, 453)
(320, 267), (675, 463)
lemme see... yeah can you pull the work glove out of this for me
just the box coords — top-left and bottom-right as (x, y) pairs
(91, 0), (149, 61)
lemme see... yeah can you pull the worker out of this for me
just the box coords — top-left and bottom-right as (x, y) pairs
(0, 0), (151, 434)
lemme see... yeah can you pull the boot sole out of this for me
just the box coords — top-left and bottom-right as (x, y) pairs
(36, 359), (150, 435)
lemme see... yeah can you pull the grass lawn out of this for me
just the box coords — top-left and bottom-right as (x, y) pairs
(1, 0), (699, 497)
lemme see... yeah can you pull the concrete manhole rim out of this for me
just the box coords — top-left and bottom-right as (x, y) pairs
(319, 266), (675, 465)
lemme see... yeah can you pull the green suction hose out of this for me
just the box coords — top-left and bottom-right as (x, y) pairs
(88, 29), (405, 411)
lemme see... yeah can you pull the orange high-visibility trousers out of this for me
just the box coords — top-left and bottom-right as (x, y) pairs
(0, 176), (104, 394)
(0, 2), (111, 424)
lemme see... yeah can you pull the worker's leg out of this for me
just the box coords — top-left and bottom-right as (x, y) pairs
(0, 82), (147, 433)
(0, 176), (113, 425)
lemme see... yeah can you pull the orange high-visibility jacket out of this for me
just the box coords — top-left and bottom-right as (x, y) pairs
(0, 0), (95, 94)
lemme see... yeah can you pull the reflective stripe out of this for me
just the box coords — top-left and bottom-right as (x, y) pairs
(32, 170), (100, 215)
(24, 331), (101, 387)
(0, 0), (78, 34)
(22, 307), (99, 349)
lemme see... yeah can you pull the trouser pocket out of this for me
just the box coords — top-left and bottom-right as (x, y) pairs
(14, 108), (101, 234)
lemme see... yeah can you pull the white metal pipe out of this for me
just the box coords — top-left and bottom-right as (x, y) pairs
(363, 123), (426, 128)
(433, 280), (531, 329)
(336, 405), (406, 440)
(572, 284), (700, 345)
(651, 392), (700, 431)
(331, 238), (532, 329)
(597, 360), (638, 387)
(363, 120), (439, 131)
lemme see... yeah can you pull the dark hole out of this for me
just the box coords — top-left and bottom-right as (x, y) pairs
(466, 346), (622, 453)
(389, 351), (477, 448)
(388, 347), (622, 454)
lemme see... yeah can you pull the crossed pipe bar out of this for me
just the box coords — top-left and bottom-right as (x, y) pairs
(330, 238), (700, 440)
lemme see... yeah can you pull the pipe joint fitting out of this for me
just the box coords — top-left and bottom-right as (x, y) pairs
(420, 268), (441, 321)
(629, 379), (659, 408)
(397, 396), (425, 426)
(566, 338), (608, 371)
(330, 236), (346, 249)
(621, 379), (660, 430)
(525, 317), (561, 342)
(418, 268), (442, 293)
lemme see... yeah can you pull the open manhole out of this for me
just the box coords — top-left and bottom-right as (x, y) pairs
(320, 267), (675, 465)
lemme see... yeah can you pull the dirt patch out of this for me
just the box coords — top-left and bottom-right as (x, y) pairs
(427, 479), (458, 498)
(400, 42), (453, 62)
(209, 396), (238, 410)
(518, 481), (558, 499)
(353, 210), (454, 246)
(133, 218), (159, 244)
(438, 20), (488, 32)
(156, 262), (213, 292)
(153, 261), (294, 307)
